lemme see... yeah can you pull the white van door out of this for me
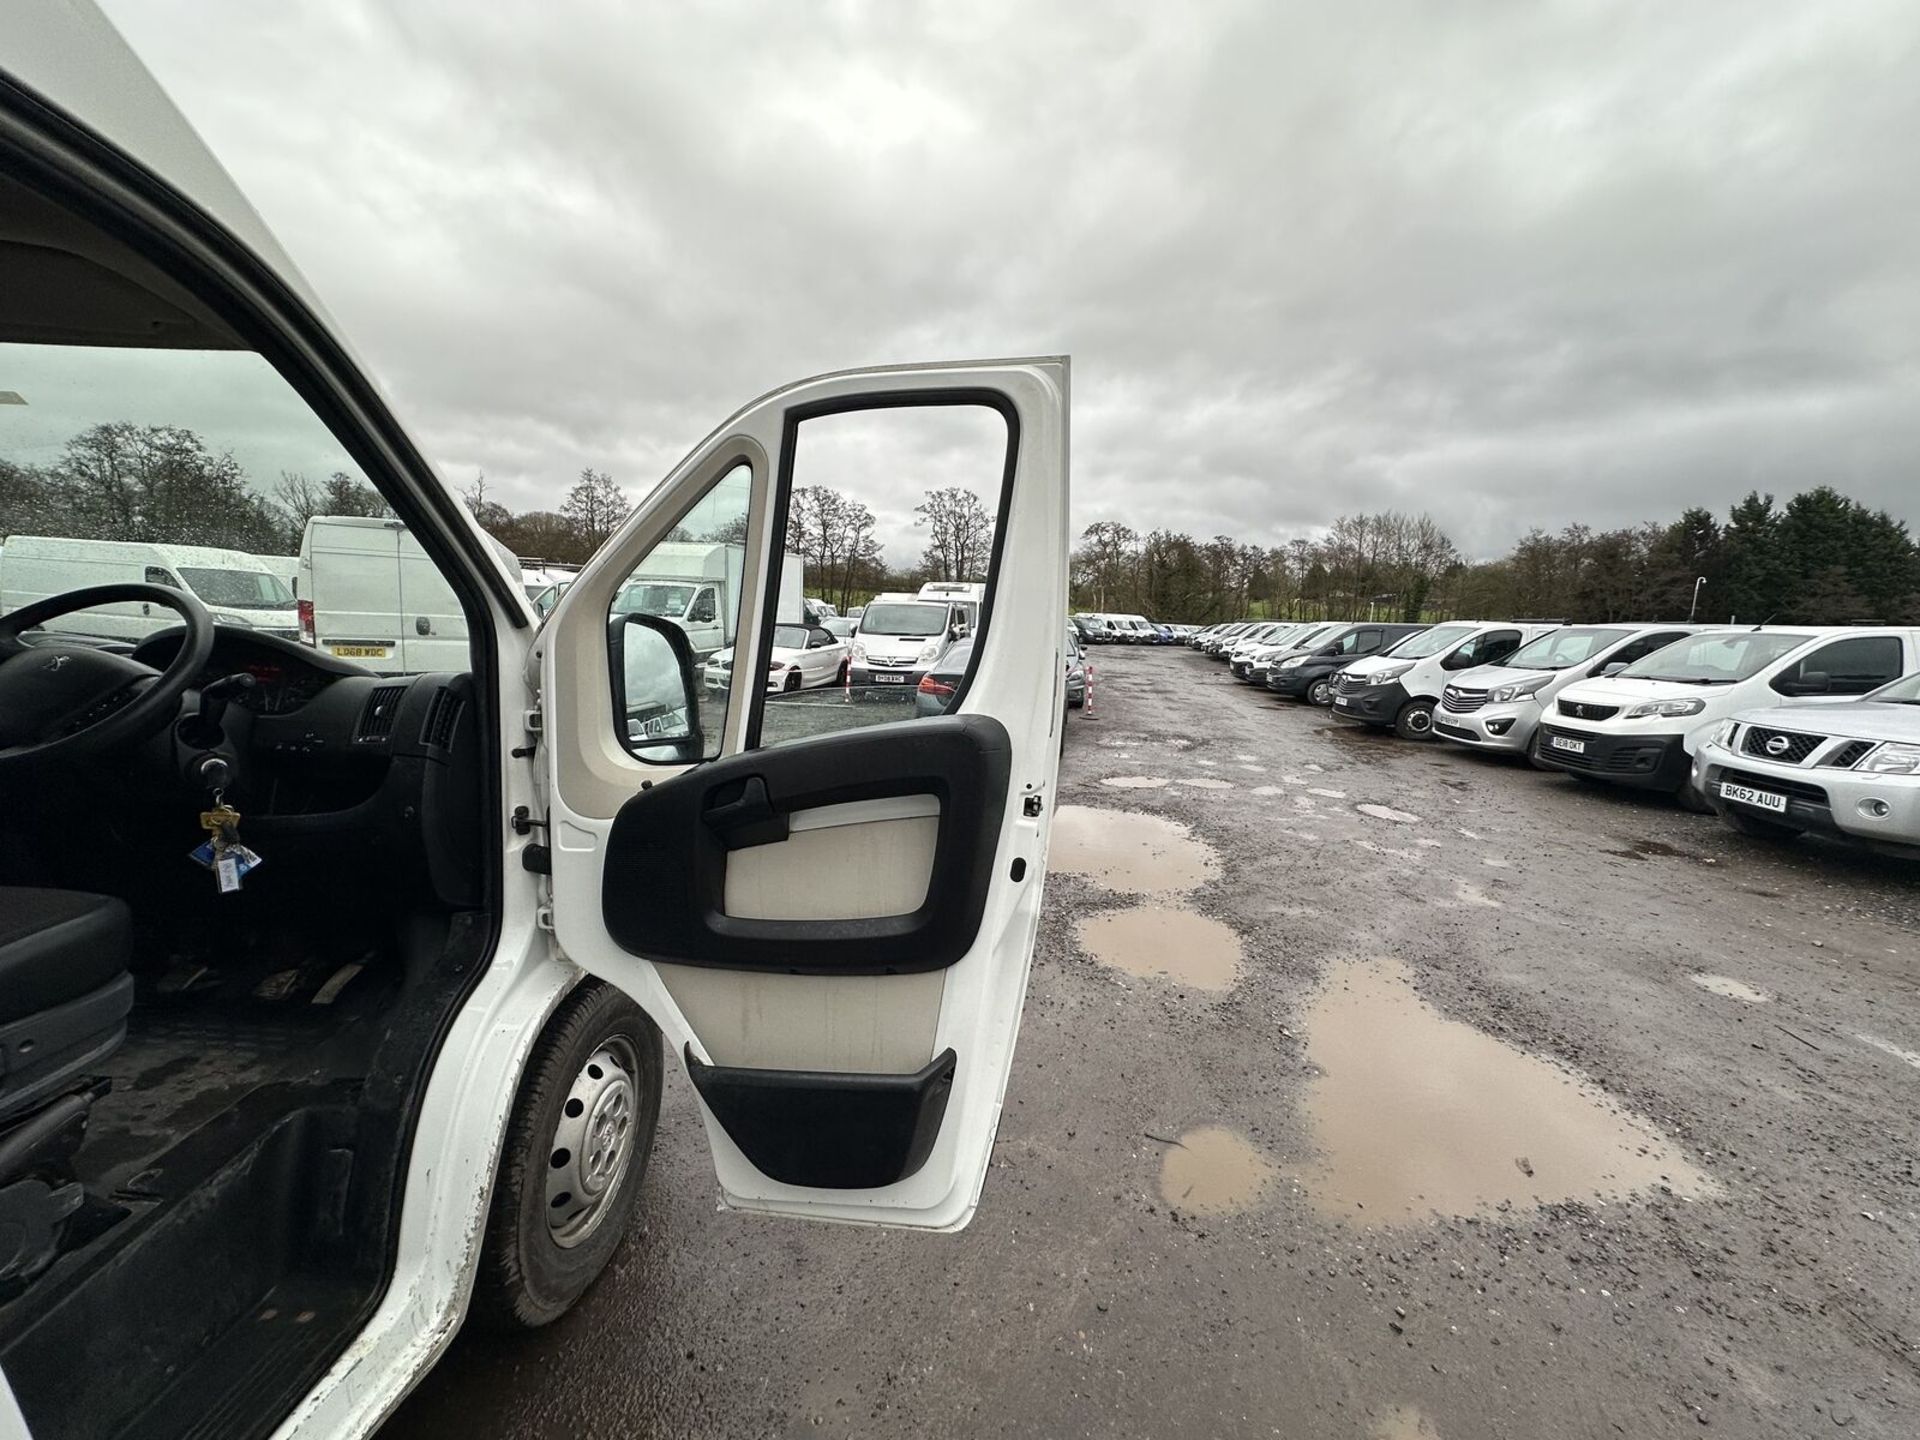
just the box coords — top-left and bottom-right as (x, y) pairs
(540, 357), (1068, 1230)
(397, 530), (470, 671)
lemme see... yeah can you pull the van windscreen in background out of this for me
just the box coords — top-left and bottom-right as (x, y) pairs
(1504, 627), (1633, 669)
(1621, 631), (1808, 684)
(1382, 623), (1476, 659)
(615, 583), (695, 618)
(860, 603), (948, 637)
(179, 568), (294, 609)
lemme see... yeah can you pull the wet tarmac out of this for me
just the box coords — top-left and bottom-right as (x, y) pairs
(386, 648), (1920, 1440)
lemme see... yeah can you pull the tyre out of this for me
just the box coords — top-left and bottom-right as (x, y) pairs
(1675, 777), (1714, 814)
(1392, 698), (1436, 741)
(1525, 730), (1556, 772)
(783, 669), (802, 693)
(1724, 809), (1805, 841)
(837, 658), (850, 685)
(1307, 677), (1333, 707)
(470, 982), (663, 1331)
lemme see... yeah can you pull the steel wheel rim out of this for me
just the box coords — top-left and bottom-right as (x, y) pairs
(1310, 680), (1330, 705)
(545, 1035), (640, 1249)
(1405, 705), (1433, 735)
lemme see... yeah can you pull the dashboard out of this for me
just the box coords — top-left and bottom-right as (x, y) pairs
(131, 627), (372, 716)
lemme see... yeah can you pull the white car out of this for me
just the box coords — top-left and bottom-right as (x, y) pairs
(1692, 670), (1920, 853)
(704, 622), (850, 694)
(1433, 624), (1706, 758)
(1536, 627), (1920, 806)
(0, 11), (1068, 1438)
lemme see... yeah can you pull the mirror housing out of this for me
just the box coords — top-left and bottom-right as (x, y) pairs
(610, 612), (704, 762)
(1598, 661), (1628, 677)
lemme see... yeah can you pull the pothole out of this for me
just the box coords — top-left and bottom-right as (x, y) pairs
(1690, 974), (1771, 1004)
(1156, 1125), (1275, 1215)
(1099, 775), (1169, 790)
(1357, 803), (1422, 824)
(1050, 806), (1219, 893)
(1077, 905), (1242, 990)
(1177, 776), (1234, 790)
(1294, 957), (1716, 1222)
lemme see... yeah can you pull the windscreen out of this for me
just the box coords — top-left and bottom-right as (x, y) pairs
(1503, 627), (1633, 670)
(1383, 623), (1476, 659)
(178, 567), (294, 609)
(615, 582), (695, 618)
(1620, 631), (1808, 683)
(772, 624), (810, 649)
(860, 603), (947, 637)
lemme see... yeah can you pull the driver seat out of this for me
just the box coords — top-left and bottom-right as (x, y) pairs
(0, 887), (133, 1122)
(0, 888), (131, 1281)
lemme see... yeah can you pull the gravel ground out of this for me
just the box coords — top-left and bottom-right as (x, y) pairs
(386, 646), (1920, 1440)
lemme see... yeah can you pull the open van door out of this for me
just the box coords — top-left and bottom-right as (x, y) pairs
(537, 358), (1068, 1229)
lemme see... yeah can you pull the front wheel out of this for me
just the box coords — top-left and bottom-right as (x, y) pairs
(1307, 677), (1333, 707)
(470, 983), (663, 1331)
(783, 669), (802, 693)
(1393, 698), (1436, 741)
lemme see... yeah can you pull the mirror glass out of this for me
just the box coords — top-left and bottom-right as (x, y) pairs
(615, 617), (698, 761)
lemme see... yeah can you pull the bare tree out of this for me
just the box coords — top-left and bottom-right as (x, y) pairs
(562, 468), (630, 554)
(915, 487), (995, 582)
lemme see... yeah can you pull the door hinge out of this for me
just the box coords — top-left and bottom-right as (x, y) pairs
(510, 805), (547, 836)
(1022, 793), (1045, 818)
(535, 905), (555, 933)
(523, 706), (543, 734)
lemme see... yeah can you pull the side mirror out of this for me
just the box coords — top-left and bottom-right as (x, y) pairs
(610, 612), (703, 762)
(1597, 661), (1628, 678)
(1779, 670), (1831, 696)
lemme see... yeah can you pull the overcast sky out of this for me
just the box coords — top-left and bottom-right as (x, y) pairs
(99, 0), (1920, 562)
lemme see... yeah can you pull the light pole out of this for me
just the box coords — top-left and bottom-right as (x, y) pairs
(1688, 576), (1706, 622)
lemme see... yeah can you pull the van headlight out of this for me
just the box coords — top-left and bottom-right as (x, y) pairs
(917, 640), (942, 664)
(1625, 698), (1706, 719)
(1488, 676), (1549, 703)
(1277, 655), (1305, 669)
(851, 642), (866, 662)
(1369, 663), (1413, 683)
(1710, 719), (1739, 748)
(1863, 743), (1920, 775)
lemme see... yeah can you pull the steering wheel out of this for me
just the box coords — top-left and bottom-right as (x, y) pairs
(0, 583), (215, 773)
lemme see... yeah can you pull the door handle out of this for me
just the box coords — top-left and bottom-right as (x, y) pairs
(703, 775), (788, 850)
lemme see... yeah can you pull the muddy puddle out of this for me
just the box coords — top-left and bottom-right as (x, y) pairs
(1050, 806), (1219, 893)
(1371, 1406), (1442, 1440)
(1294, 957), (1715, 1221)
(1077, 905), (1242, 990)
(1157, 1125), (1275, 1214)
(1099, 775), (1169, 790)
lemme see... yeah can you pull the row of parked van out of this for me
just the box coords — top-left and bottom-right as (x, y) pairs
(1071, 613), (1198, 644)
(1185, 617), (1920, 859)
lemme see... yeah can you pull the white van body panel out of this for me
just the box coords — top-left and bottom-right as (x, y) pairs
(0, 535), (298, 639)
(298, 516), (469, 673)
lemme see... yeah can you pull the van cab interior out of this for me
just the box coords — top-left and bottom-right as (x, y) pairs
(0, 150), (499, 1438)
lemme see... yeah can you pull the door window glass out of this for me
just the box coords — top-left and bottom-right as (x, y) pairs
(607, 463), (750, 762)
(1774, 636), (1904, 696)
(757, 403), (1009, 746)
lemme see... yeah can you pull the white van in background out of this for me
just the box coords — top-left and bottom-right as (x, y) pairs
(918, 579), (985, 631)
(1536, 626), (1920, 806)
(255, 552), (299, 598)
(1330, 620), (1564, 739)
(1434, 623), (1708, 758)
(0, 535), (299, 640)
(850, 591), (968, 690)
(298, 515), (472, 673)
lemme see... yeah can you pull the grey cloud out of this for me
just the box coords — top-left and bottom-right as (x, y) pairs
(101, 0), (1920, 563)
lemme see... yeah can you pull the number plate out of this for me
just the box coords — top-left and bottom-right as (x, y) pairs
(872, 672), (907, 685)
(1549, 735), (1586, 754)
(1720, 782), (1788, 814)
(1333, 696), (1351, 708)
(331, 644), (389, 659)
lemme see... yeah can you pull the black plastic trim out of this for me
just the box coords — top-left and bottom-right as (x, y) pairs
(604, 714), (1010, 974)
(685, 1043), (956, 1188)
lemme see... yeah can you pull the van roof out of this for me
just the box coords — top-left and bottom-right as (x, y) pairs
(3, 534), (271, 569)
